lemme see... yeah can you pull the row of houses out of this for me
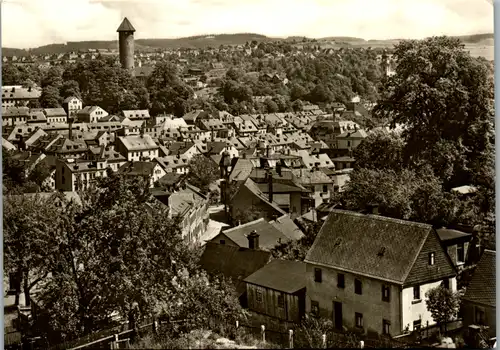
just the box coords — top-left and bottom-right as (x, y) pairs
(199, 208), (495, 342)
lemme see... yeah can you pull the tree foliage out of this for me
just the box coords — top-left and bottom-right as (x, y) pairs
(425, 285), (463, 331)
(147, 61), (194, 117)
(3, 193), (62, 307)
(232, 205), (264, 225)
(341, 167), (460, 227)
(187, 154), (220, 195)
(270, 220), (323, 261)
(40, 85), (62, 108)
(373, 36), (495, 189)
(62, 59), (149, 114)
(353, 130), (405, 171)
(4, 172), (243, 344)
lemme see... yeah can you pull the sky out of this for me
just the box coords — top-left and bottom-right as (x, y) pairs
(1, 0), (494, 49)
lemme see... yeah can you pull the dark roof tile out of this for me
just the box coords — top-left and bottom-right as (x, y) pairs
(305, 210), (451, 284)
(117, 17), (136, 32)
(244, 259), (306, 294)
(199, 242), (271, 295)
(463, 250), (496, 307)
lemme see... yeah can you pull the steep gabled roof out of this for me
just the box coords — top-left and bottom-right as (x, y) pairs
(463, 250), (496, 307)
(238, 178), (286, 216)
(229, 158), (254, 182)
(117, 17), (136, 32)
(270, 214), (304, 241)
(305, 210), (452, 285)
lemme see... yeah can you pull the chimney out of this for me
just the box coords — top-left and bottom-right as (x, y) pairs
(247, 230), (260, 250)
(268, 170), (273, 203)
(276, 163), (282, 177)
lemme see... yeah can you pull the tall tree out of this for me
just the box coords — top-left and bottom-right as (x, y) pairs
(373, 36), (494, 189)
(187, 154), (220, 195)
(34, 174), (199, 341)
(425, 285), (463, 333)
(40, 85), (62, 108)
(340, 167), (460, 227)
(59, 80), (81, 99)
(353, 129), (405, 171)
(3, 193), (62, 307)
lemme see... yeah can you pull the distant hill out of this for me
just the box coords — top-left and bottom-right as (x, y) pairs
(135, 33), (270, 49)
(453, 33), (494, 43)
(318, 36), (366, 42)
(2, 32), (493, 56)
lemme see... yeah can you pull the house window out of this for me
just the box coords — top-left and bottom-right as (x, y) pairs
(219, 239), (225, 245)
(442, 278), (450, 290)
(413, 320), (421, 331)
(354, 279), (362, 295)
(256, 290), (263, 303)
(428, 252), (435, 266)
(314, 268), (322, 283)
(382, 285), (390, 302)
(337, 273), (345, 289)
(322, 185), (328, 193)
(311, 301), (319, 317)
(475, 306), (485, 325)
(278, 295), (284, 309)
(413, 285), (421, 300)
(383, 320), (391, 335)
(457, 242), (465, 263)
(355, 313), (363, 328)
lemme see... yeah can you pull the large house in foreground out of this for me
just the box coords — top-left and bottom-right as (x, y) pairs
(304, 209), (457, 337)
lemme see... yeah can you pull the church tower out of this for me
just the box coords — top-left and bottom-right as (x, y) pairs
(117, 17), (136, 71)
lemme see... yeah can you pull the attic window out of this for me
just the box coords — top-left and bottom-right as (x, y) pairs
(428, 252), (435, 266)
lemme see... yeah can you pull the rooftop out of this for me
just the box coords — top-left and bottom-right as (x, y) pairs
(462, 250), (496, 307)
(244, 259), (306, 294)
(221, 218), (289, 251)
(117, 17), (136, 32)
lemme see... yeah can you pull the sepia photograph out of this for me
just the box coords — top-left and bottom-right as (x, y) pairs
(1, 0), (495, 349)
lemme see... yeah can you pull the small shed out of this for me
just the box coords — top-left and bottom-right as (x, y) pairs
(244, 259), (306, 323)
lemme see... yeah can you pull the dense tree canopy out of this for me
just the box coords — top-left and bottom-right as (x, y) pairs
(353, 130), (404, 171)
(187, 154), (220, 195)
(373, 36), (495, 189)
(2, 173), (243, 344)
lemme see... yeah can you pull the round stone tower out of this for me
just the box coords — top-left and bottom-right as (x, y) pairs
(117, 17), (136, 71)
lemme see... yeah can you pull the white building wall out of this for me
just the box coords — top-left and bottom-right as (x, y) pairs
(401, 277), (457, 332)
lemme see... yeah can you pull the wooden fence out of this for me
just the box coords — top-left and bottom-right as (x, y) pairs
(47, 318), (154, 350)
(46, 316), (411, 350)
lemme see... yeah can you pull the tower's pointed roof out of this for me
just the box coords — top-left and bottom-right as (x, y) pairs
(117, 17), (136, 32)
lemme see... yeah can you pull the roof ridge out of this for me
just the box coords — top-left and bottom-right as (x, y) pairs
(330, 209), (433, 229)
(224, 218), (266, 233)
